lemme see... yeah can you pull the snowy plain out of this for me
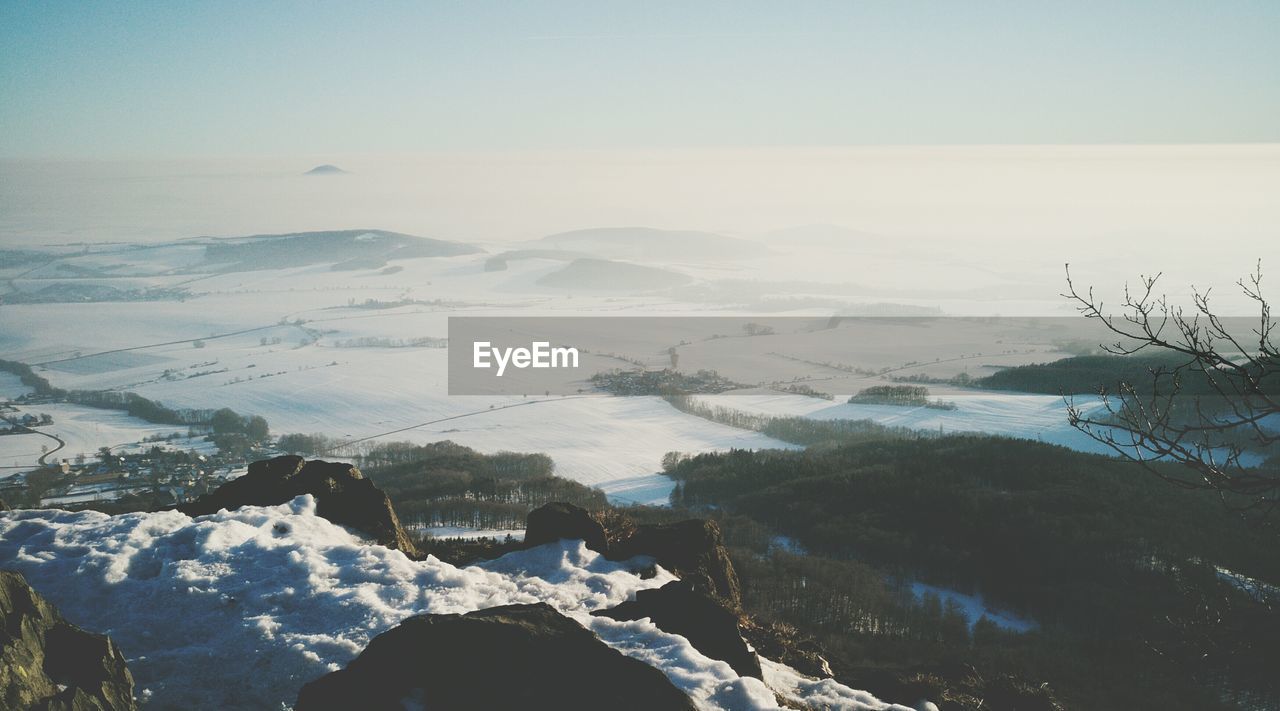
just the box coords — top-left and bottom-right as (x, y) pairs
(0, 244), (1122, 503)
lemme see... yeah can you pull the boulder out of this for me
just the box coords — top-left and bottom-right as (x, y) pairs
(523, 503), (742, 609)
(1, 570), (137, 710)
(0, 498), (9, 511)
(177, 456), (417, 556)
(295, 602), (695, 711)
(608, 518), (742, 609)
(739, 618), (834, 679)
(523, 502), (607, 553)
(594, 580), (762, 678)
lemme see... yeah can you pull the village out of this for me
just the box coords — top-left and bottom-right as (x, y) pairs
(0, 393), (260, 512)
(0, 433), (253, 511)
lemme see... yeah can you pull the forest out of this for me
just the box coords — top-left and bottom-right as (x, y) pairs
(976, 352), (1280, 397)
(848, 385), (957, 410)
(662, 437), (1280, 710)
(275, 437), (609, 534)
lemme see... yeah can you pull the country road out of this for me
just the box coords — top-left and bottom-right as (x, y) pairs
(0, 411), (66, 466)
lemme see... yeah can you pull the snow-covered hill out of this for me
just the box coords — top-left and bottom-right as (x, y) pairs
(0, 496), (913, 710)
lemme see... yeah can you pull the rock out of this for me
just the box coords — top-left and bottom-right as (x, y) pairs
(177, 456), (417, 556)
(594, 580), (762, 679)
(524, 502), (607, 553)
(295, 602), (695, 711)
(523, 504), (742, 609)
(1, 570), (137, 710)
(0, 498), (9, 511)
(609, 518), (742, 609)
(739, 618), (834, 679)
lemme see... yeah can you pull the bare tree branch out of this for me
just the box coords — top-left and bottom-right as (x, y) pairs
(1062, 263), (1279, 518)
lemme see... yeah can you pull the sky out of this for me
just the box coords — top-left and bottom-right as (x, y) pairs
(2, 1), (1279, 158)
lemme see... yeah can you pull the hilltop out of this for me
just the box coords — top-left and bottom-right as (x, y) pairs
(304, 164), (348, 175)
(536, 227), (770, 262)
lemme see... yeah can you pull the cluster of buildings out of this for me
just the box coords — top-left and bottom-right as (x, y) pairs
(4, 447), (249, 509)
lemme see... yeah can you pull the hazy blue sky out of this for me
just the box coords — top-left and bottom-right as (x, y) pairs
(2, 1), (1278, 157)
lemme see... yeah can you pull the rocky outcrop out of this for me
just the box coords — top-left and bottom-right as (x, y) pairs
(594, 580), (762, 679)
(524, 501), (608, 553)
(608, 518), (741, 608)
(1, 570), (136, 710)
(524, 504), (773, 683)
(739, 618), (834, 679)
(177, 456), (417, 556)
(295, 602), (695, 711)
(0, 498), (9, 511)
(524, 502), (742, 609)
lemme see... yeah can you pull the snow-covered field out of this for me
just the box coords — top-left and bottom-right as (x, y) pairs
(694, 391), (1115, 456)
(0, 432), (46, 472)
(0, 371), (32, 400)
(0, 402), (210, 474)
(0, 496), (912, 711)
(0, 251), (822, 502)
(0, 238), (1124, 501)
(25, 402), (191, 456)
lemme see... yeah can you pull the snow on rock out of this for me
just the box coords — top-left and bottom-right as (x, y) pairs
(762, 659), (916, 711)
(0, 496), (908, 710)
(295, 602), (697, 711)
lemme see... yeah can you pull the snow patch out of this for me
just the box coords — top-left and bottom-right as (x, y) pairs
(1, 496), (904, 710)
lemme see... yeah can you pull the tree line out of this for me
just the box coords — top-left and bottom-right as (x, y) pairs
(663, 393), (931, 446)
(0, 359), (265, 432)
(276, 438), (607, 532)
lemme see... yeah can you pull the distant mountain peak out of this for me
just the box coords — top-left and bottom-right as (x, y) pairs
(304, 164), (348, 175)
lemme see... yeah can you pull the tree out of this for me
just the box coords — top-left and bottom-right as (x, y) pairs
(209, 408), (243, 434)
(661, 451), (685, 472)
(211, 432), (251, 459)
(245, 415), (269, 442)
(1063, 262), (1279, 516)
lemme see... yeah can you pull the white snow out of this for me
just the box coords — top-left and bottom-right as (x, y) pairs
(0, 241), (1117, 506)
(762, 659), (917, 711)
(909, 582), (1037, 633)
(0, 496), (909, 710)
(695, 391), (1116, 456)
(0, 371), (33, 400)
(0, 402), (197, 473)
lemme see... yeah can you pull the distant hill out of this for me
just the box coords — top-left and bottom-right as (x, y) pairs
(536, 258), (692, 291)
(201, 230), (482, 272)
(762, 224), (877, 249)
(483, 248), (588, 272)
(535, 227), (769, 262)
(304, 164), (348, 175)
